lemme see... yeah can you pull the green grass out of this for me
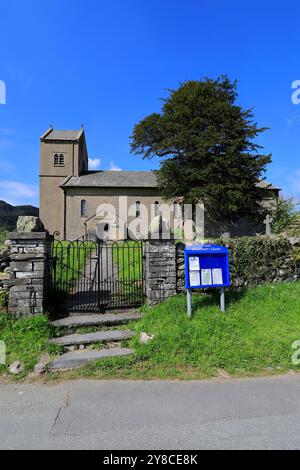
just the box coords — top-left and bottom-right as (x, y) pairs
(51, 240), (144, 304)
(50, 241), (96, 305)
(49, 281), (300, 381)
(113, 241), (143, 282)
(3, 281), (300, 382)
(52, 241), (94, 284)
(112, 241), (144, 302)
(0, 313), (60, 379)
(53, 240), (143, 285)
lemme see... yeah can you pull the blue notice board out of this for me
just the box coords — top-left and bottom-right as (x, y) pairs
(184, 244), (230, 289)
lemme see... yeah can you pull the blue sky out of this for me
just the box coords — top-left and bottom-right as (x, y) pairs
(0, 0), (300, 206)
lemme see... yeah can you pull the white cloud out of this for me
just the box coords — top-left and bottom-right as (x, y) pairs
(109, 161), (122, 171)
(0, 181), (38, 206)
(88, 158), (101, 170)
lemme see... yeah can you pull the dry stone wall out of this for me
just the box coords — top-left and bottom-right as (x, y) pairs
(7, 232), (51, 317)
(144, 240), (177, 306)
(177, 237), (298, 292)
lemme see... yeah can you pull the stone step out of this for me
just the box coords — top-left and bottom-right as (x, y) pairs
(51, 329), (135, 347)
(49, 348), (133, 371)
(68, 308), (139, 317)
(51, 312), (142, 328)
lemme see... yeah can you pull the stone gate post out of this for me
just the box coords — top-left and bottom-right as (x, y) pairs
(7, 231), (52, 317)
(144, 240), (177, 306)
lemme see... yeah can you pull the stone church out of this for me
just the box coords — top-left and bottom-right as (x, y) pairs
(39, 128), (280, 240)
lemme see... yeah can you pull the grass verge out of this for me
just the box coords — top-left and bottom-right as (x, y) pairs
(2, 281), (300, 381)
(0, 313), (60, 380)
(48, 281), (300, 381)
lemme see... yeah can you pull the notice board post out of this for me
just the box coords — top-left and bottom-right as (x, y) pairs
(184, 244), (230, 317)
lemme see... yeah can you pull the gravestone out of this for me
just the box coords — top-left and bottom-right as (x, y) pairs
(264, 214), (273, 236)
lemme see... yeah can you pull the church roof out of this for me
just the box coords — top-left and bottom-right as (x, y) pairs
(40, 128), (84, 142)
(256, 180), (281, 191)
(62, 171), (280, 192)
(62, 171), (158, 188)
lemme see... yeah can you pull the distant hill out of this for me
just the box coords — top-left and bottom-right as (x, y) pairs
(0, 200), (39, 232)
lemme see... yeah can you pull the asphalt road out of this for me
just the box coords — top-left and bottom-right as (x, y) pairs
(1, 374), (300, 450)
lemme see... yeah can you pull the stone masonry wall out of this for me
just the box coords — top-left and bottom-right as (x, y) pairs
(144, 240), (177, 306)
(7, 232), (51, 317)
(176, 237), (298, 292)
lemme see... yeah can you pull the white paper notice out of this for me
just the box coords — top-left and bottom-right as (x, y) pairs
(189, 271), (200, 287)
(212, 268), (223, 285)
(201, 269), (212, 285)
(189, 256), (200, 271)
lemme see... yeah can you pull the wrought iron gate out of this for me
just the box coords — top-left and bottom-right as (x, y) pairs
(50, 240), (145, 312)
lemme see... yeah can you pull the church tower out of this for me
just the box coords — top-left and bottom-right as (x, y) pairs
(39, 128), (88, 238)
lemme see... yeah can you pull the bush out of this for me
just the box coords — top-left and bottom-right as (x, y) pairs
(0, 230), (8, 247)
(217, 236), (296, 287)
(271, 198), (299, 235)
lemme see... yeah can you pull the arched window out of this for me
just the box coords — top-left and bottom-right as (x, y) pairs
(154, 201), (160, 217)
(136, 201), (141, 218)
(53, 153), (65, 167)
(80, 199), (87, 217)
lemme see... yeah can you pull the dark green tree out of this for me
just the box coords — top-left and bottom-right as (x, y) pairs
(130, 76), (272, 222)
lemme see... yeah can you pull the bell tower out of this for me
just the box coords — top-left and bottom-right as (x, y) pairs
(39, 128), (88, 238)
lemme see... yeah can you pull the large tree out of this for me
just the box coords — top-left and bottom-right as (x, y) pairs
(130, 76), (272, 222)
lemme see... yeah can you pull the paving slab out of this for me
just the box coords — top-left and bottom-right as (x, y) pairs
(51, 312), (142, 328)
(50, 348), (133, 370)
(51, 330), (135, 346)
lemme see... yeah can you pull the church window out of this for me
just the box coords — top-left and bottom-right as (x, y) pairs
(54, 153), (65, 167)
(136, 201), (141, 218)
(81, 199), (87, 217)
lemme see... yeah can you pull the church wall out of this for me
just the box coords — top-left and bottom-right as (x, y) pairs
(39, 140), (76, 238)
(64, 186), (167, 240)
(40, 177), (65, 237)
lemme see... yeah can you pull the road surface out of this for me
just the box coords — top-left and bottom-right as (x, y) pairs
(1, 374), (300, 450)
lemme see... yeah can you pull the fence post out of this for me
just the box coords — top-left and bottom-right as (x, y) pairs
(7, 231), (52, 317)
(144, 240), (177, 306)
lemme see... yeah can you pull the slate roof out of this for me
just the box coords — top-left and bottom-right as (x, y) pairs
(62, 171), (280, 191)
(40, 129), (83, 142)
(63, 171), (158, 188)
(256, 180), (281, 191)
